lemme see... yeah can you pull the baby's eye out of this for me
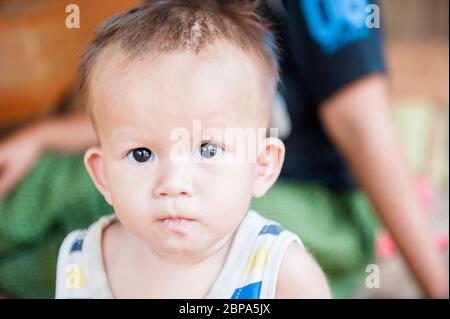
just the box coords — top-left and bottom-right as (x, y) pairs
(199, 142), (222, 159)
(127, 148), (154, 163)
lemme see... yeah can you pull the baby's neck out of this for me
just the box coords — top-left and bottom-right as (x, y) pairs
(103, 222), (236, 298)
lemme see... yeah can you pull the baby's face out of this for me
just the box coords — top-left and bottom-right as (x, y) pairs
(87, 42), (276, 258)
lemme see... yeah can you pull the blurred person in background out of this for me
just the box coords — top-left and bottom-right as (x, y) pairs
(251, 0), (448, 298)
(0, 0), (448, 298)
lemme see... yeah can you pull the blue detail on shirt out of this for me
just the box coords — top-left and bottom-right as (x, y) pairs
(70, 238), (84, 252)
(231, 281), (262, 299)
(300, 0), (371, 54)
(259, 224), (284, 236)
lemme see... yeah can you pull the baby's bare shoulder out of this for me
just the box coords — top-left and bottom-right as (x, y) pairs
(276, 242), (331, 299)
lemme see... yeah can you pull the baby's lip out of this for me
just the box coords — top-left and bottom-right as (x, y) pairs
(157, 216), (197, 232)
(157, 215), (197, 222)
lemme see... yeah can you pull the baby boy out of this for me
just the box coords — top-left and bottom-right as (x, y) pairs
(55, 0), (330, 299)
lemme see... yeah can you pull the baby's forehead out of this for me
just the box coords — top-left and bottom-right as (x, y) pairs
(90, 41), (270, 131)
(92, 40), (266, 83)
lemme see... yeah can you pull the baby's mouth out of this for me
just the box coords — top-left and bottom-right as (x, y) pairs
(157, 216), (197, 231)
(160, 218), (194, 226)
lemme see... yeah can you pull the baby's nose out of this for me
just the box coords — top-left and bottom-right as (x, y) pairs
(153, 166), (193, 198)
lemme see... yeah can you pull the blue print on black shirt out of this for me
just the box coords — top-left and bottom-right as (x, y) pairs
(300, 0), (371, 54)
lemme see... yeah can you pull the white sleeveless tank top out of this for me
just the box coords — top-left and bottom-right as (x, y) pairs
(55, 210), (303, 299)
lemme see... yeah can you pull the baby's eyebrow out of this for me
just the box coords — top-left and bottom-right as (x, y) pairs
(109, 130), (145, 148)
(110, 128), (141, 141)
(200, 118), (230, 130)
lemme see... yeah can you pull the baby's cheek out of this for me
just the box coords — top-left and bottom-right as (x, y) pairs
(205, 165), (254, 223)
(111, 180), (141, 208)
(222, 163), (255, 194)
(111, 182), (154, 227)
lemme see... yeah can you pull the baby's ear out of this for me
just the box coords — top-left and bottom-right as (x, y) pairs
(252, 137), (285, 198)
(84, 146), (113, 205)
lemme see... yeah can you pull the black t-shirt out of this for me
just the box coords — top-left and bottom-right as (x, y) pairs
(268, 0), (386, 190)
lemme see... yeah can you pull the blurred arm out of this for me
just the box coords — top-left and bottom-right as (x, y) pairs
(319, 73), (449, 298)
(0, 111), (97, 197)
(38, 111), (98, 152)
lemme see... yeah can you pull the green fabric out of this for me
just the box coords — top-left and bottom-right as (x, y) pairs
(250, 180), (380, 298)
(0, 153), (111, 298)
(0, 153), (379, 298)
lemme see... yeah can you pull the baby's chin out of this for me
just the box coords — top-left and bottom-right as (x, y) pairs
(150, 239), (211, 260)
(145, 232), (231, 263)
